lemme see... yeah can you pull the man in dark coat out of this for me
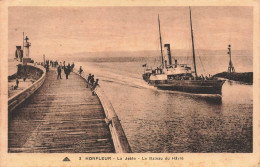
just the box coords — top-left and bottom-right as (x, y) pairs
(87, 73), (92, 87)
(91, 79), (99, 95)
(90, 75), (94, 86)
(68, 63), (71, 72)
(71, 63), (75, 72)
(64, 66), (69, 79)
(79, 66), (83, 76)
(57, 65), (62, 79)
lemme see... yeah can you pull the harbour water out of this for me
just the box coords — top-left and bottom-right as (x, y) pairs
(75, 54), (253, 153)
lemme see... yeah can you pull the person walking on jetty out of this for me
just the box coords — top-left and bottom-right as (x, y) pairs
(68, 63), (71, 71)
(67, 63), (72, 75)
(91, 79), (99, 91)
(91, 79), (99, 95)
(57, 65), (62, 79)
(90, 75), (95, 87)
(79, 66), (83, 76)
(63, 62), (66, 69)
(64, 66), (69, 79)
(71, 63), (75, 72)
(87, 73), (92, 88)
(54, 61), (58, 67)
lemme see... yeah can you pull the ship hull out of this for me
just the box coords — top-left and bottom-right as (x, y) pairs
(148, 79), (225, 95)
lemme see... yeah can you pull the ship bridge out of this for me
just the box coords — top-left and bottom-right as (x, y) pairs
(163, 64), (192, 76)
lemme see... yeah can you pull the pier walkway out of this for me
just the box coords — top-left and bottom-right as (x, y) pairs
(8, 68), (115, 153)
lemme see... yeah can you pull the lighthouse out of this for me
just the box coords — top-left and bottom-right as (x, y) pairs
(227, 44), (235, 73)
(24, 36), (31, 58)
(22, 34), (32, 65)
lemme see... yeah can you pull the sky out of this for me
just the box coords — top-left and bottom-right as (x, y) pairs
(8, 6), (253, 60)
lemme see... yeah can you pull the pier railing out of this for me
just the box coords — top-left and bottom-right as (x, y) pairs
(75, 72), (132, 153)
(94, 85), (132, 153)
(8, 64), (46, 113)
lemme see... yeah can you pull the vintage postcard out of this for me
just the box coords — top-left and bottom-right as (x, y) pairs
(0, 0), (259, 166)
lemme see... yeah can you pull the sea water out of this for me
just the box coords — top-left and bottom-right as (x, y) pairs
(74, 54), (253, 153)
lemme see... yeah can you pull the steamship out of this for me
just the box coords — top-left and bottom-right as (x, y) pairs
(143, 7), (225, 95)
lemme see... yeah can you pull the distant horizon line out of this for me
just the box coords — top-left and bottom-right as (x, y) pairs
(57, 49), (252, 55)
(70, 48), (252, 53)
(8, 48), (252, 60)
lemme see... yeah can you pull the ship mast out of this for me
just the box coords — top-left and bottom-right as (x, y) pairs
(158, 14), (164, 68)
(189, 7), (198, 78)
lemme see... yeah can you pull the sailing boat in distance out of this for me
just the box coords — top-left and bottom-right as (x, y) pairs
(142, 7), (225, 95)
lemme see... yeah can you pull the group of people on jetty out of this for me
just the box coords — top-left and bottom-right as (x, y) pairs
(44, 60), (99, 94)
(79, 66), (99, 93)
(56, 61), (75, 80)
(44, 60), (75, 80)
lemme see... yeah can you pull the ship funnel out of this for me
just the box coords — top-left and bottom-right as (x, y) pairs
(164, 44), (172, 66)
